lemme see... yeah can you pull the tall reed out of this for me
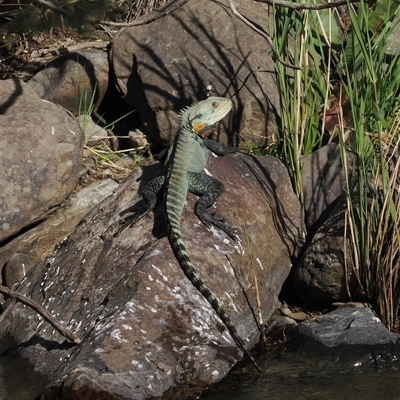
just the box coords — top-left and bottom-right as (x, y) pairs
(271, 0), (400, 328)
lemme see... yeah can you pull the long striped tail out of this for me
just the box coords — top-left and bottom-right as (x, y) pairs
(165, 213), (261, 373)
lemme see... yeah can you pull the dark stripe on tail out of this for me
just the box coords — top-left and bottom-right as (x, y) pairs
(165, 217), (261, 372)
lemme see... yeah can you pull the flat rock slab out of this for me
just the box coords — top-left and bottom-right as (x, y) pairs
(297, 308), (400, 362)
(2, 152), (302, 400)
(0, 179), (119, 282)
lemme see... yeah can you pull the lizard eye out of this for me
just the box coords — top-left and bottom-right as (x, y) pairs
(212, 101), (218, 108)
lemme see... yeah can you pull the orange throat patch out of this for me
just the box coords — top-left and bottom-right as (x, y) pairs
(192, 121), (212, 138)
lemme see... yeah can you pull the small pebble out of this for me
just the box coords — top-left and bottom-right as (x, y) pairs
(4, 253), (33, 288)
(280, 305), (307, 321)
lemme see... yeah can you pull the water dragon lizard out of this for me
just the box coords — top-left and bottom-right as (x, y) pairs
(133, 96), (260, 372)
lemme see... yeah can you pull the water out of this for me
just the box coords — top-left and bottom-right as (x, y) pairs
(0, 364), (6, 400)
(203, 348), (400, 400)
(0, 338), (52, 400)
(1, 338), (399, 399)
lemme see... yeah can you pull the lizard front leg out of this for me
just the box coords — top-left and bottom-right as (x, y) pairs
(203, 139), (236, 156)
(187, 171), (236, 240)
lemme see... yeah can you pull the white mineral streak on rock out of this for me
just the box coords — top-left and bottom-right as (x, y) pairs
(155, 278), (165, 287)
(131, 360), (143, 369)
(110, 328), (128, 343)
(74, 321), (82, 332)
(210, 226), (227, 241)
(225, 292), (237, 312)
(151, 264), (169, 281)
(234, 239), (245, 255)
(256, 257), (264, 270)
(149, 248), (162, 256)
(44, 281), (54, 291)
(221, 330), (234, 345)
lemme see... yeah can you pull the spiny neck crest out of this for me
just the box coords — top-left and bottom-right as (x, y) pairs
(179, 97), (233, 138)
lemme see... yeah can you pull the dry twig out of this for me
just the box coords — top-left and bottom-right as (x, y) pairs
(252, 0), (362, 10)
(0, 284), (81, 344)
(32, 0), (74, 17)
(98, 0), (189, 27)
(228, 0), (301, 70)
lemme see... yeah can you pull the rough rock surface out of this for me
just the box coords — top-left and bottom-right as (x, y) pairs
(111, 0), (280, 149)
(0, 78), (84, 243)
(293, 195), (358, 306)
(2, 153), (302, 400)
(297, 307), (400, 361)
(28, 48), (109, 116)
(0, 179), (119, 280)
(301, 143), (356, 234)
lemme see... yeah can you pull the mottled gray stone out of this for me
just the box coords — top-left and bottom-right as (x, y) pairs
(28, 49), (109, 116)
(0, 179), (119, 272)
(2, 153), (302, 400)
(111, 0), (280, 149)
(297, 308), (400, 361)
(301, 143), (356, 233)
(0, 78), (84, 243)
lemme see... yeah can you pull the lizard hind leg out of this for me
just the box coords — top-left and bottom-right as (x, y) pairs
(115, 175), (166, 237)
(142, 175), (166, 211)
(187, 171), (236, 240)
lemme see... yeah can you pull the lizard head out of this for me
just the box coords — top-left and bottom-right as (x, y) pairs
(180, 97), (233, 138)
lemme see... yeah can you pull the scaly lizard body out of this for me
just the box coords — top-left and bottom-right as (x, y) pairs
(138, 97), (260, 372)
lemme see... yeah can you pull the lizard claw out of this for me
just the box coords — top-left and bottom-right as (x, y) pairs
(197, 211), (237, 241)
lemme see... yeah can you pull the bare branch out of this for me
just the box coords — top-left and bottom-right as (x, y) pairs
(252, 0), (362, 10)
(0, 284), (81, 344)
(98, 0), (190, 27)
(31, 0), (74, 18)
(228, 0), (301, 70)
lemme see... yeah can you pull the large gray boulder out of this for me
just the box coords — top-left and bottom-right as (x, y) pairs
(2, 152), (303, 400)
(301, 143), (356, 233)
(28, 48), (110, 116)
(293, 195), (358, 306)
(111, 0), (280, 149)
(0, 78), (84, 243)
(297, 307), (400, 361)
(294, 144), (359, 305)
